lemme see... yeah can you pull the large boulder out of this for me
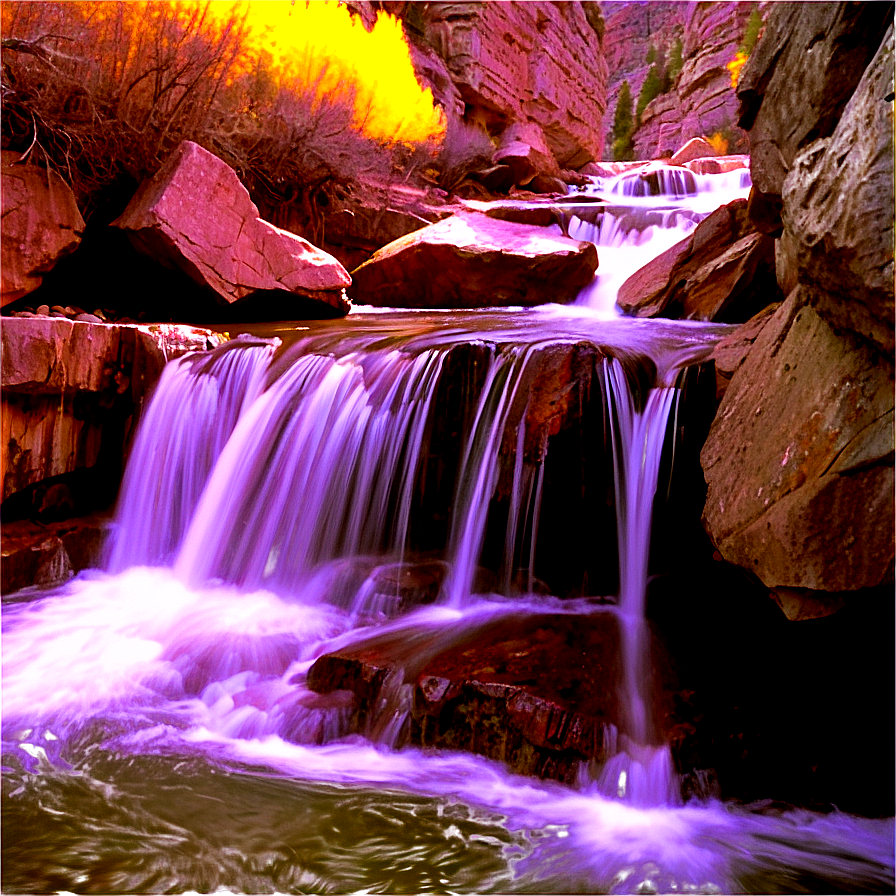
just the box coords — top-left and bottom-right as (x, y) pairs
(113, 141), (351, 315)
(308, 611), (679, 784)
(737, 2), (892, 206)
(617, 198), (780, 322)
(1, 151), (85, 306)
(701, 290), (894, 593)
(349, 212), (597, 308)
(1, 317), (225, 506)
(778, 24), (895, 356)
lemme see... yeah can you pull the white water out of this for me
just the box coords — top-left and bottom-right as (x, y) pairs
(4, 164), (892, 894)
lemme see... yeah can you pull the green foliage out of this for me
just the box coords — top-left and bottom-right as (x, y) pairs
(646, 43), (657, 65)
(667, 38), (684, 83)
(636, 62), (664, 123)
(740, 6), (763, 56)
(611, 80), (635, 161)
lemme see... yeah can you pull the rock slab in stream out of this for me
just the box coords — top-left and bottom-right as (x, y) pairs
(1, 151), (85, 307)
(308, 612), (679, 785)
(349, 213), (598, 308)
(113, 141), (351, 315)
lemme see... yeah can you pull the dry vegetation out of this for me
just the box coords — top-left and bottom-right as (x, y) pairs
(0, 1), (453, 231)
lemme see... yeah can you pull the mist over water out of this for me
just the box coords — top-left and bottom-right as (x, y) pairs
(4, 167), (893, 895)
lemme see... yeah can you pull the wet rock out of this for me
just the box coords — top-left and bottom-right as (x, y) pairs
(684, 155), (748, 175)
(1, 151), (85, 306)
(349, 212), (597, 308)
(701, 290), (895, 593)
(1, 514), (109, 594)
(1, 317), (226, 503)
(309, 611), (679, 784)
(113, 141), (351, 315)
(618, 197), (781, 322)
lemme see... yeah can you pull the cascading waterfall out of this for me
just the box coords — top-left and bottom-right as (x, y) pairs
(3, 167), (893, 896)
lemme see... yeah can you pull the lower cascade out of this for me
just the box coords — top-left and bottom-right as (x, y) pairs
(3, 169), (893, 895)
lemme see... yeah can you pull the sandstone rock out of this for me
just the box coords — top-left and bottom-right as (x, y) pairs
(1, 317), (226, 502)
(419, 2), (608, 167)
(737, 2), (892, 202)
(1, 151), (85, 306)
(684, 155), (748, 175)
(493, 121), (561, 188)
(779, 25), (895, 356)
(701, 290), (895, 592)
(632, 2), (752, 160)
(1, 514), (109, 594)
(113, 141), (351, 315)
(670, 137), (717, 166)
(349, 212), (597, 308)
(710, 302), (780, 400)
(618, 197), (780, 322)
(308, 611), (679, 784)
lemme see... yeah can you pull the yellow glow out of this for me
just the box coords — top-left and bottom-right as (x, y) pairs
(727, 51), (748, 89)
(207, 0), (445, 144)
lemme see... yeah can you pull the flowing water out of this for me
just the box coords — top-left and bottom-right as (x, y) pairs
(3, 167), (893, 895)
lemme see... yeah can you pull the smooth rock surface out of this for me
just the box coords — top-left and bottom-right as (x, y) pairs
(701, 290), (895, 592)
(350, 213), (597, 308)
(1, 151), (85, 306)
(113, 141), (351, 314)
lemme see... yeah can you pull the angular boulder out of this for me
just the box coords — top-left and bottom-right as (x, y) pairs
(670, 137), (718, 166)
(701, 290), (895, 593)
(617, 198), (781, 322)
(493, 121), (561, 188)
(349, 213), (597, 308)
(113, 141), (351, 315)
(2, 317), (225, 503)
(1, 151), (85, 306)
(308, 611), (679, 784)
(779, 24), (895, 356)
(737, 2), (892, 202)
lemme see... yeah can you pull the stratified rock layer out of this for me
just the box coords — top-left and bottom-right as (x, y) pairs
(350, 213), (597, 308)
(1, 151), (85, 306)
(1, 317), (225, 504)
(113, 141), (351, 315)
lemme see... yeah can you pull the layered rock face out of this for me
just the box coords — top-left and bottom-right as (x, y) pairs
(700, 7), (894, 606)
(418, 3), (607, 169)
(1, 151), (85, 306)
(634, 2), (753, 159)
(349, 0), (607, 180)
(113, 141), (352, 316)
(1, 317), (224, 516)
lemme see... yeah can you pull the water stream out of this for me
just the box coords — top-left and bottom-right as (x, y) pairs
(3, 167), (893, 894)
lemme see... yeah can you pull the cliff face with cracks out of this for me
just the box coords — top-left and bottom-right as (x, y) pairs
(349, 1), (607, 171)
(700, 3), (894, 612)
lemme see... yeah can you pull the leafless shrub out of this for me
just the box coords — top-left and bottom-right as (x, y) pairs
(434, 116), (495, 193)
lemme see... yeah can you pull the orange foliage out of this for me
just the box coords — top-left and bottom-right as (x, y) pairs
(727, 51), (748, 89)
